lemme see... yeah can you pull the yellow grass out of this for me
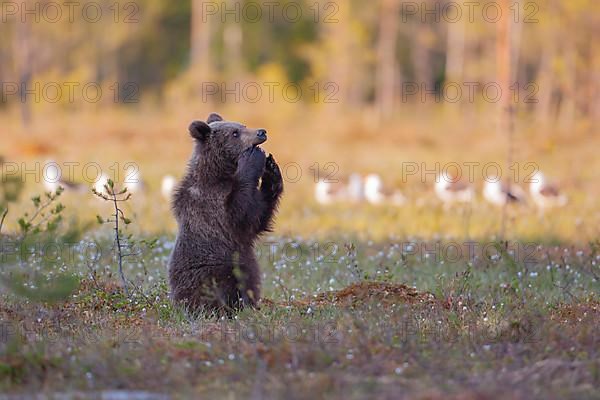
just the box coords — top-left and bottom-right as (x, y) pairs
(1, 103), (598, 241)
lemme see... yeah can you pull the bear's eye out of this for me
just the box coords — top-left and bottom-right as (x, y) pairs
(232, 130), (239, 138)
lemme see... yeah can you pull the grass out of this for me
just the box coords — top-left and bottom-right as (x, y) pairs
(1, 104), (600, 241)
(0, 106), (599, 398)
(0, 232), (598, 398)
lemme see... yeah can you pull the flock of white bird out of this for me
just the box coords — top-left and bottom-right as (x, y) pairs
(42, 161), (174, 201)
(315, 170), (568, 211)
(316, 173), (407, 206)
(41, 160), (568, 213)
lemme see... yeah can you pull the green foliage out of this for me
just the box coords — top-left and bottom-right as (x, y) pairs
(0, 176), (23, 205)
(16, 188), (65, 239)
(3, 272), (80, 304)
(0, 187), (83, 304)
(0, 156), (24, 228)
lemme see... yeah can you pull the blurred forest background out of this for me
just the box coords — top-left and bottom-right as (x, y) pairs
(1, 0), (599, 122)
(1, 0), (599, 240)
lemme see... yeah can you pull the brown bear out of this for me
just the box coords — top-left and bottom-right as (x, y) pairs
(168, 113), (283, 313)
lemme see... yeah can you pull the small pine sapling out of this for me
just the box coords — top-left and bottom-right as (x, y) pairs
(93, 178), (134, 296)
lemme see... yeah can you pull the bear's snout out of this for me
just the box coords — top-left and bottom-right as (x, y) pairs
(254, 129), (267, 145)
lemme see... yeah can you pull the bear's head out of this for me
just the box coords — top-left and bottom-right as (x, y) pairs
(189, 113), (267, 162)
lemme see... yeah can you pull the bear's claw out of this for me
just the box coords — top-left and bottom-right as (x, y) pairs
(263, 154), (283, 196)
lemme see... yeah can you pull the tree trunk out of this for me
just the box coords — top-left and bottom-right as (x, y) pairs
(223, 0), (243, 77)
(591, 40), (600, 123)
(191, 0), (213, 82)
(375, 0), (400, 121)
(511, 0), (523, 83)
(444, 7), (465, 113)
(445, 11), (465, 84)
(535, 40), (556, 127)
(324, 0), (371, 108)
(15, 20), (32, 127)
(558, 45), (576, 132)
(413, 23), (432, 90)
(496, 0), (511, 130)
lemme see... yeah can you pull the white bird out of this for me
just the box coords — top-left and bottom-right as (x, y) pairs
(42, 161), (86, 193)
(123, 164), (146, 194)
(314, 179), (332, 205)
(93, 173), (110, 196)
(483, 180), (527, 207)
(363, 174), (406, 206)
(43, 162), (62, 193)
(529, 172), (567, 210)
(161, 175), (177, 201)
(315, 173), (364, 205)
(434, 172), (474, 206)
(346, 173), (364, 202)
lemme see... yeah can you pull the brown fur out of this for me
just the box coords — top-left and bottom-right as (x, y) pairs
(168, 113), (283, 313)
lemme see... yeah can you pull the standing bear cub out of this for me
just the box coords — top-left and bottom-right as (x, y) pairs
(169, 113), (283, 312)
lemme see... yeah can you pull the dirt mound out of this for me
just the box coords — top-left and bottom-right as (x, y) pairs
(308, 281), (435, 307)
(262, 281), (436, 310)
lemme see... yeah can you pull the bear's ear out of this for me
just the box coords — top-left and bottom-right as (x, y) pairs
(207, 113), (223, 124)
(189, 121), (211, 142)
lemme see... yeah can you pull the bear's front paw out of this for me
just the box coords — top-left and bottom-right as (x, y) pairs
(262, 154), (283, 196)
(237, 147), (266, 182)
